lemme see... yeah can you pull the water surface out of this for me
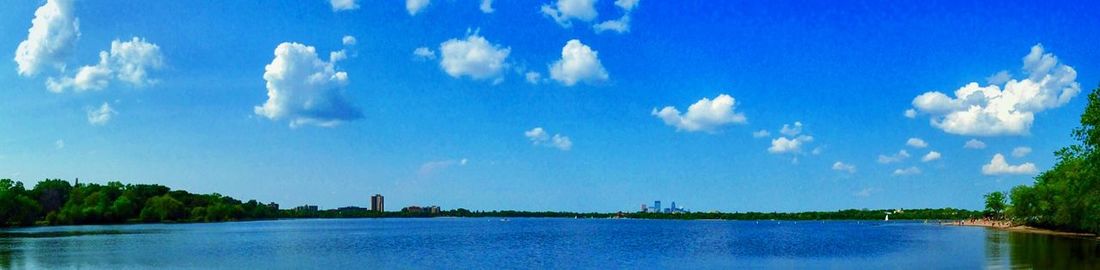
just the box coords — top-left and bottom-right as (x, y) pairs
(1, 218), (1096, 269)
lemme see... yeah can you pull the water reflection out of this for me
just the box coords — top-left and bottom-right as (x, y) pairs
(986, 229), (1100, 269)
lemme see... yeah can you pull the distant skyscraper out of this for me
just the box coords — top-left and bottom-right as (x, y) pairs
(654, 200), (661, 212)
(371, 194), (384, 212)
(671, 201), (677, 212)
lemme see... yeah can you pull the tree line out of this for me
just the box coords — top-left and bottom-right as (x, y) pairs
(985, 85), (1100, 234)
(0, 179), (279, 227)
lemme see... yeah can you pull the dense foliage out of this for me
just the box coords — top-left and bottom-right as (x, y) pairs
(1005, 85), (1100, 234)
(0, 179), (278, 227)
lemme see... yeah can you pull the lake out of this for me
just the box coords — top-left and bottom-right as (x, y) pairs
(1, 218), (1097, 269)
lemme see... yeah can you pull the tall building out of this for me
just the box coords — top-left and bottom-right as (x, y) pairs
(671, 201), (677, 213)
(371, 194), (384, 212)
(653, 200), (661, 212)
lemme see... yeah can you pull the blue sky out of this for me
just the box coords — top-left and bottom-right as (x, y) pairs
(2, 0), (1098, 212)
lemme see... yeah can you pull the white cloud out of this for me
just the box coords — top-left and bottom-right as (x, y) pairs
(1012, 146), (1032, 157)
(14, 0), (80, 77)
(418, 158), (468, 177)
(549, 39), (608, 86)
(832, 161), (856, 173)
(594, 0), (639, 34)
(413, 47), (436, 61)
(812, 146), (824, 155)
(46, 37), (165, 92)
(87, 102), (115, 126)
(525, 127), (572, 151)
(254, 42), (362, 128)
(439, 33), (510, 82)
(893, 166), (922, 176)
(594, 15), (630, 34)
(330, 0), (358, 11)
(525, 71), (542, 84)
(615, 0), (639, 10)
(541, 0), (598, 27)
(964, 139), (987, 149)
(854, 187), (879, 197)
(54, 139), (65, 149)
(910, 44), (1080, 136)
(904, 108), (917, 119)
(878, 150), (910, 164)
(752, 129), (770, 138)
(406, 0), (430, 15)
(780, 121), (803, 136)
(982, 153), (1037, 175)
(768, 135), (813, 154)
(906, 138), (928, 148)
(987, 70), (1012, 85)
(480, 0), (494, 13)
(652, 94), (747, 133)
(922, 151), (941, 162)
(342, 36), (357, 46)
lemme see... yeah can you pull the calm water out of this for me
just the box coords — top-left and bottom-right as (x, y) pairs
(0, 218), (1097, 269)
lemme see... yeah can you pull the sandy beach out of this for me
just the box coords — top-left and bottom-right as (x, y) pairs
(944, 219), (1099, 239)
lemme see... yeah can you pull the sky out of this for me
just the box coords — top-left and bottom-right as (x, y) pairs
(1, 0), (1099, 212)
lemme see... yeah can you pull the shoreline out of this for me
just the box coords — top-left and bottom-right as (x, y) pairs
(943, 219), (1099, 240)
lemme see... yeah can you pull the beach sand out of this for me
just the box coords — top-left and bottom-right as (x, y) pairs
(943, 219), (1099, 239)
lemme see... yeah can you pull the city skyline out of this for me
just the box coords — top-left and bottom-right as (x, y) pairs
(2, 1), (1099, 212)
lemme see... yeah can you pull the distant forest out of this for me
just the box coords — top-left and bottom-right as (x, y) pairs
(985, 85), (1100, 234)
(0, 176), (981, 227)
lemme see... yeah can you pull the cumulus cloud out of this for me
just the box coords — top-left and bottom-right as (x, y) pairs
(14, 0), (80, 77)
(525, 127), (572, 151)
(832, 161), (856, 173)
(480, 0), (494, 13)
(893, 166), (922, 176)
(87, 102), (115, 126)
(540, 0), (598, 27)
(407, 0), (430, 15)
(549, 39), (608, 86)
(780, 122), (803, 136)
(987, 70), (1012, 85)
(752, 129), (770, 138)
(878, 150), (910, 164)
(342, 36), (357, 46)
(1012, 146), (1032, 157)
(922, 151), (941, 162)
(906, 138), (928, 148)
(964, 139), (987, 149)
(909, 44), (1080, 136)
(766, 121), (814, 155)
(982, 154), (1037, 175)
(254, 42), (362, 128)
(652, 94), (747, 133)
(413, 47), (436, 61)
(525, 71), (542, 84)
(439, 33), (510, 82)
(594, 0), (639, 34)
(904, 109), (917, 119)
(594, 15), (630, 34)
(47, 37), (165, 92)
(768, 135), (813, 154)
(330, 0), (358, 11)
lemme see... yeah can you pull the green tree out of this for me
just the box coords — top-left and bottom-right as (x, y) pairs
(1006, 85), (1100, 234)
(139, 194), (186, 222)
(984, 191), (1007, 219)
